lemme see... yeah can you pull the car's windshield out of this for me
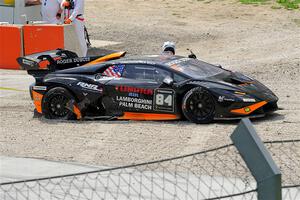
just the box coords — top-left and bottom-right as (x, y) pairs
(166, 58), (226, 78)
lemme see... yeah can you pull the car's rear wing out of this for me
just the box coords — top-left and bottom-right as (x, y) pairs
(17, 49), (126, 72)
(17, 49), (126, 83)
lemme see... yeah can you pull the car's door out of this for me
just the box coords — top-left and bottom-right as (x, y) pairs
(102, 63), (177, 115)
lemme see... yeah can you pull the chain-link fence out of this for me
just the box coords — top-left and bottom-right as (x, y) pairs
(264, 140), (300, 200)
(0, 144), (257, 200)
(0, 120), (299, 200)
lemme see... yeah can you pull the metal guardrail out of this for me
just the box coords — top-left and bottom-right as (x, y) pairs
(0, 119), (299, 200)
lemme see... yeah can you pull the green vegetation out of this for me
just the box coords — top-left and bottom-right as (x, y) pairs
(240, 0), (269, 4)
(239, 0), (300, 9)
(277, 0), (300, 9)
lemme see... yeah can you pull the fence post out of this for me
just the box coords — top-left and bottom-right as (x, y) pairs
(230, 118), (282, 200)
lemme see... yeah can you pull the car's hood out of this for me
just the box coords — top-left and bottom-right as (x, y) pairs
(197, 71), (278, 102)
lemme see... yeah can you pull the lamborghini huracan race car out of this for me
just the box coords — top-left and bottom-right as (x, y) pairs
(18, 49), (278, 123)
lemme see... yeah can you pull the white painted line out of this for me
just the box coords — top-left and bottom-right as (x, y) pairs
(90, 40), (121, 48)
(0, 156), (102, 183)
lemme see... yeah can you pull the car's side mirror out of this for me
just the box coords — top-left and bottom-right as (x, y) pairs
(163, 76), (174, 85)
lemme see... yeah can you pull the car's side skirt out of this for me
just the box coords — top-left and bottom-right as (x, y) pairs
(118, 112), (180, 121)
(214, 114), (265, 121)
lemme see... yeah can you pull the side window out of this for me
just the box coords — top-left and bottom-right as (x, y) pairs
(122, 64), (171, 83)
(174, 73), (187, 83)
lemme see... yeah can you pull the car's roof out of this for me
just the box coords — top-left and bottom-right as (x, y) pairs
(55, 54), (223, 77)
(113, 55), (186, 65)
(119, 55), (184, 64)
(55, 55), (187, 74)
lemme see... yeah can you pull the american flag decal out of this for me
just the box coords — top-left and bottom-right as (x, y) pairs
(103, 64), (125, 78)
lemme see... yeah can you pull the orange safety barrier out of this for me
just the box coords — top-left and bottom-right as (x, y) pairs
(0, 25), (23, 70)
(23, 25), (64, 55)
(0, 24), (79, 70)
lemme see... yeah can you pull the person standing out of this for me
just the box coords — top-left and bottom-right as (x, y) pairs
(40, 0), (62, 24)
(61, 0), (87, 56)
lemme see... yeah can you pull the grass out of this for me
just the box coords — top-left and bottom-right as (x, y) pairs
(239, 0), (300, 9)
(277, 0), (300, 9)
(239, 0), (269, 4)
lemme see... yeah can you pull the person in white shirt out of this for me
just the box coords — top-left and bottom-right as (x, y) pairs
(61, 0), (87, 57)
(40, 0), (62, 24)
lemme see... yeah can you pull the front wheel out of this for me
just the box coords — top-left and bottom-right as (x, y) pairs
(42, 87), (77, 120)
(182, 87), (215, 124)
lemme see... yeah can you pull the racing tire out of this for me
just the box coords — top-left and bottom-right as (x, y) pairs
(43, 87), (77, 120)
(182, 87), (215, 124)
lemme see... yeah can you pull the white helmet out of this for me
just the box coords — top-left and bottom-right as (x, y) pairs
(162, 41), (176, 54)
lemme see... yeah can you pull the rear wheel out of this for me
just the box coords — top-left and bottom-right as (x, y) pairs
(43, 87), (76, 119)
(182, 87), (215, 124)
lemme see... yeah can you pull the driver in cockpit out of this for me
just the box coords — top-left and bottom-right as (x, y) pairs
(161, 41), (197, 59)
(161, 41), (176, 56)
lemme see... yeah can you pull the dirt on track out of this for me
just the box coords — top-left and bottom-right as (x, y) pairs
(0, 0), (299, 167)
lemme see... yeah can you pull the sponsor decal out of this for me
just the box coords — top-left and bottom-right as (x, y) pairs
(234, 91), (246, 95)
(116, 96), (153, 110)
(121, 60), (156, 65)
(33, 93), (43, 101)
(32, 86), (47, 91)
(218, 96), (224, 102)
(103, 64), (125, 78)
(115, 86), (153, 95)
(77, 82), (102, 92)
(23, 59), (35, 66)
(128, 93), (139, 97)
(218, 96), (235, 102)
(56, 57), (91, 64)
(242, 98), (256, 103)
(244, 107), (251, 112)
(94, 76), (119, 81)
(154, 89), (175, 112)
(170, 64), (183, 72)
(165, 58), (190, 66)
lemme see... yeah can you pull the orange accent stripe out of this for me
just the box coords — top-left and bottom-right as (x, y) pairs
(32, 91), (43, 113)
(234, 91), (246, 95)
(230, 101), (267, 115)
(84, 52), (126, 66)
(239, 82), (254, 86)
(118, 112), (180, 121)
(73, 105), (82, 120)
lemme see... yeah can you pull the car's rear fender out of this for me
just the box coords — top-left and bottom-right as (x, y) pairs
(44, 77), (104, 105)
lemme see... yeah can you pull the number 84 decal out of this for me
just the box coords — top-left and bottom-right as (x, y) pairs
(154, 89), (175, 112)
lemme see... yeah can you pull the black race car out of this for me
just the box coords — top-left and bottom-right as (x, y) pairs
(18, 49), (278, 123)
